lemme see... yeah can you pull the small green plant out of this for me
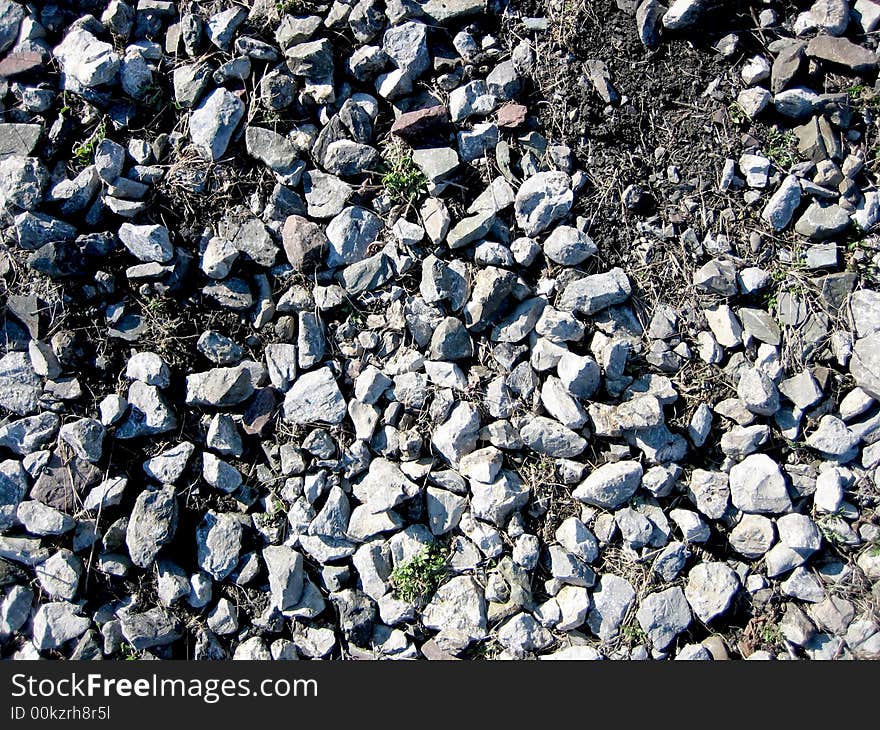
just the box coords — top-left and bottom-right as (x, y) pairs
(276, 0), (309, 14)
(727, 102), (748, 126)
(759, 621), (782, 648)
(390, 543), (447, 603)
(120, 642), (139, 660)
(847, 84), (880, 112)
(620, 623), (647, 645)
(763, 126), (800, 172)
(72, 118), (107, 167)
(380, 139), (427, 206)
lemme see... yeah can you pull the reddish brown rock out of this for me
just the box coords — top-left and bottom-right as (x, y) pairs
(497, 102), (528, 128)
(282, 214), (327, 271)
(390, 105), (448, 141)
(0, 52), (43, 78)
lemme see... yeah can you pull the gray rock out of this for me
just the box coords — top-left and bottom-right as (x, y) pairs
(851, 333), (880, 398)
(637, 0), (664, 46)
(54, 28), (119, 87)
(729, 453), (792, 514)
(0, 459), (27, 531)
(573, 460), (642, 509)
(0, 0), (24, 54)
(426, 488), (467, 535)
(729, 514), (775, 558)
(142, 442), (194, 484)
(126, 486), (178, 568)
(202, 453), (242, 494)
(125, 352), (170, 389)
(196, 511), (243, 581)
(245, 126), (305, 185)
(118, 222), (173, 263)
(515, 171), (573, 236)
(806, 33), (877, 73)
(112, 381), (176, 439)
(185, 365), (254, 407)
(263, 545), (305, 610)
(190, 89), (245, 161)
(13, 211), (76, 250)
(762, 175), (802, 230)
(430, 317), (472, 360)
(0, 155), (48, 211)
(449, 79), (496, 122)
(542, 225), (597, 266)
(197, 330), (244, 365)
(519, 416), (586, 458)
(662, 0), (707, 29)
(0, 124), (42, 160)
(558, 268), (631, 315)
(32, 602), (90, 650)
(636, 586), (692, 649)
(541, 376), (588, 429)
(586, 574), (636, 640)
(794, 201), (850, 240)
(470, 471), (529, 526)
(556, 517), (599, 563)
(382, 20), (429, 78)
(0, 585), (32, 637)
(432, 402), (481, 465)
(206, 6), (247, 50)
(282, 367), (347, 424)
(851, 290), (880, 338)
(737, 367), (780, 416)
(35, 549), (82, 601)
(303, 170), (352, 218)
(173, 62), (212, 108)
(806, 415), (858, 457)
(326, 206), (383, 266)
(422, 575), (487, 643)
(684, 562), (739, 623)
(58, 418), (104, 464)
(120, 607), (182, 650)
(491, 298), (546, 343)
(322, 139), (378, 177)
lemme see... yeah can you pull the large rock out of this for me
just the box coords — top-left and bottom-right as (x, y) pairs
(684, 562), (739, 623)
(32, 602), (90, 650)
(54, 27), (120, 87)
(325, 206), (383, 266)
(432, 402), (481, 465)
(0, 155), (48, 211)
(519, 416), (586, 458)
(185, 365), (254, 407)
(282, 367), (347, 424)
(586, 574), (636, 640)
(729, 453), (792, 514)
(196, 511), (243, 581)
(263, 545), (305, 610)
(558, 268), (631, 315)
(851, 333), (880, 398)
(422, 575), (487, 643)
(636, 586), (692, 649)
(806, 34), (878, 73)
(573, 460), (643, 509)
(126, 486), (178, 568)
(514, 171), (573, 236)
(190, 88), (245, 160)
